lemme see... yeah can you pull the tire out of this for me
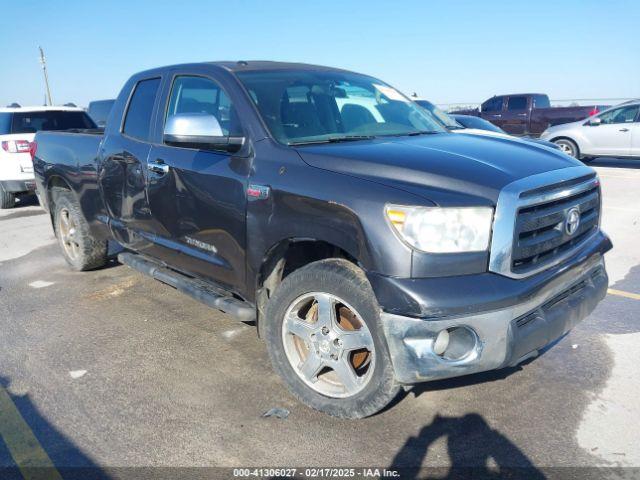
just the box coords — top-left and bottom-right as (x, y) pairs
(0, 184), (16, 209)
(263, 258), (400, 418)
(554, 138), (579, 158)
(52, 188), (108, 271)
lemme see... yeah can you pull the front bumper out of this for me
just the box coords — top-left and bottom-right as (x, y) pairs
(1, 179), (36, 193)
(380, 252), (608, 384)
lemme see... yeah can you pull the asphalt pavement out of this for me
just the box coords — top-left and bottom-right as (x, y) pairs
(0, 158), (638, 479)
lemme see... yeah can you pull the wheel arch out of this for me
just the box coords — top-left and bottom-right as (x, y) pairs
(254, 236), (361, 337)
(549, 136), (583, 157)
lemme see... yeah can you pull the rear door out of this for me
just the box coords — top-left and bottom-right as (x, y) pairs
(98, 76), (174, 260)
(479, 96), (505, 129)
(584, 105), (638, 156)
(145, 71), (249, 292)
(500, 95), (529, 136)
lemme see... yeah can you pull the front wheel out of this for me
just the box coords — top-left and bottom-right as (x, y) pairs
(263, 259), (400, 418)
(554, 138), (579, 158)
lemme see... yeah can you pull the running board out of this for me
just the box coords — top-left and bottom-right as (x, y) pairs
(117, 252), (256, 323)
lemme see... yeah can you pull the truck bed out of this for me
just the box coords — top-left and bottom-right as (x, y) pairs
(33, 130), (105, 218)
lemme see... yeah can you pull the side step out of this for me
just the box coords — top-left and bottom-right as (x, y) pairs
(118, 252), (256, 323)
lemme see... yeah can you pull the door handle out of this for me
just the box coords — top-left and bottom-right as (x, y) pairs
(517, 113), (527, 117)
(491, 114), (502, 118)
(619, 128), (630, 132)
(148, 160), (169, 174)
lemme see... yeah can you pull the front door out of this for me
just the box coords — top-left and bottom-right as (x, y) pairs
(146, 74), (249, 292)
(584, 105), (638, 156)
(479, 96), (505, 130)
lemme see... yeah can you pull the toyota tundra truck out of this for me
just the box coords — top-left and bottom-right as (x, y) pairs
(32, 62), (612, 418)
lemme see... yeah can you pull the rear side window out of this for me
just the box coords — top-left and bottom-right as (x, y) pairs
(481, 97), (503, 112)
(6, 111), (95, 134)
(507, 96), (528, 111)
(533, 95), (550, 108)
(123, 78), (161, 141)
(0, 113), (11, 134)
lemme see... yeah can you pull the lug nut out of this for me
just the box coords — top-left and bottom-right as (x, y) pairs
(321, 326), (330, 335)
(330, 353), (338, 361)
(333, 338), (342, 347)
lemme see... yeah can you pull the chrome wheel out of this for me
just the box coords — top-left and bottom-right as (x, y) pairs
(57, 207), (80, 260)
(282, 292), (375, 398)
(555, 140), (577, 157)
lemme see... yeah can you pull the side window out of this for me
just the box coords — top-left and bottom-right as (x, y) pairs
(598, 105), (640, 125)
(533, 95), (550, 108)
(481, 97), (503, 112)
(123, 78), (161, 141)
(165, 76), (242, 136)
(507, 96), (528, 111)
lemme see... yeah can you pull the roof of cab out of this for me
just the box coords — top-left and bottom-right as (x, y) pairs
(133, 60), (356, 78)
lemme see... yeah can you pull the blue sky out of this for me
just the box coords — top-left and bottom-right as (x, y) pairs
(1, 0), (638, 107)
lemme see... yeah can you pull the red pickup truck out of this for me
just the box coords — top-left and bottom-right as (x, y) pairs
(452, 93), (609, 138)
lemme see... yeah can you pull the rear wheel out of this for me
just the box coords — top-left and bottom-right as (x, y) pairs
(554, 138), (579, 158)
(264, 259), (399, 418)
(52, 188), (108, 271)
(0, 184), (16, 209)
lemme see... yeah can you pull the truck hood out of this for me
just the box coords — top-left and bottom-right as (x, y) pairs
(295, 133), (581, 205)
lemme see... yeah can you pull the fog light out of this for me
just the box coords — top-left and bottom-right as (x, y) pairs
(432, 329), (450, 355)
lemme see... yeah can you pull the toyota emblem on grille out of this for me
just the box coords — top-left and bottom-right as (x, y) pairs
(565, 208), (581, 236)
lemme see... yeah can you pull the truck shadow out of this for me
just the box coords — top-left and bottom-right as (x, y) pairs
(388, 413), (546, 479)
(0, 376), (110, 480)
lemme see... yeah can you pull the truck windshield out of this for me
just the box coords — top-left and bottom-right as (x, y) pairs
(9, 111), (96, 134)
(237, 70), (445, 145)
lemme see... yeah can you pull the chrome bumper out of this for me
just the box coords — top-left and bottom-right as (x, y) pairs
(380, 255), (608, 384)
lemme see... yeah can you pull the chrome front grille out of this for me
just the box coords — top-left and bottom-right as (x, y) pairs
(489, 166), (601, 279)
(512, 181), (600, 273)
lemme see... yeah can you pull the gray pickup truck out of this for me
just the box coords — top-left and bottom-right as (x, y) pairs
(33, 62), (612, 418)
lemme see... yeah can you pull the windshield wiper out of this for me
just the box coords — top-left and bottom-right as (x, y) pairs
(381, 130), (440, 138)
(289, 135), (376, 146)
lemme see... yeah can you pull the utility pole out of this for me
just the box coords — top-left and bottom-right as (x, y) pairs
(39, 46), (53, 106)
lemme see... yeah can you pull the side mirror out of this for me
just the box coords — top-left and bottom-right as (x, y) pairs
(588, 117), (602, 126)
(163, 113), (245, 153)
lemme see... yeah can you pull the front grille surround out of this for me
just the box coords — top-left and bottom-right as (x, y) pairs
(489, 166), (601, 279)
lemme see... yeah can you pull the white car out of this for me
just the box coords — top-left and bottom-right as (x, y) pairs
(540, 100), (640, 160)
(0, 105), (96, 208)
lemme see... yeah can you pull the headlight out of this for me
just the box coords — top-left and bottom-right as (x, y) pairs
(385, 205), (493, 253)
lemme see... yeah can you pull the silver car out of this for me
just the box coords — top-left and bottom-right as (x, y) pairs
(540, 100), (640, 161)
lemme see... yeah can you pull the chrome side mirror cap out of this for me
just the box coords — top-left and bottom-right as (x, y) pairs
(588, 117), (602, 126)
(164, 113), (244, 153)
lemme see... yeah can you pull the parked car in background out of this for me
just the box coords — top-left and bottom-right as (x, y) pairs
(0, 105), (96, 208)
(414, 99), (560, 150)
(452, 114), (560, 150)
(452, 94), (609, 137)
(540, 100), (640, 160)
(33, 61), (611, 418)
(87, 99), (115, 128)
